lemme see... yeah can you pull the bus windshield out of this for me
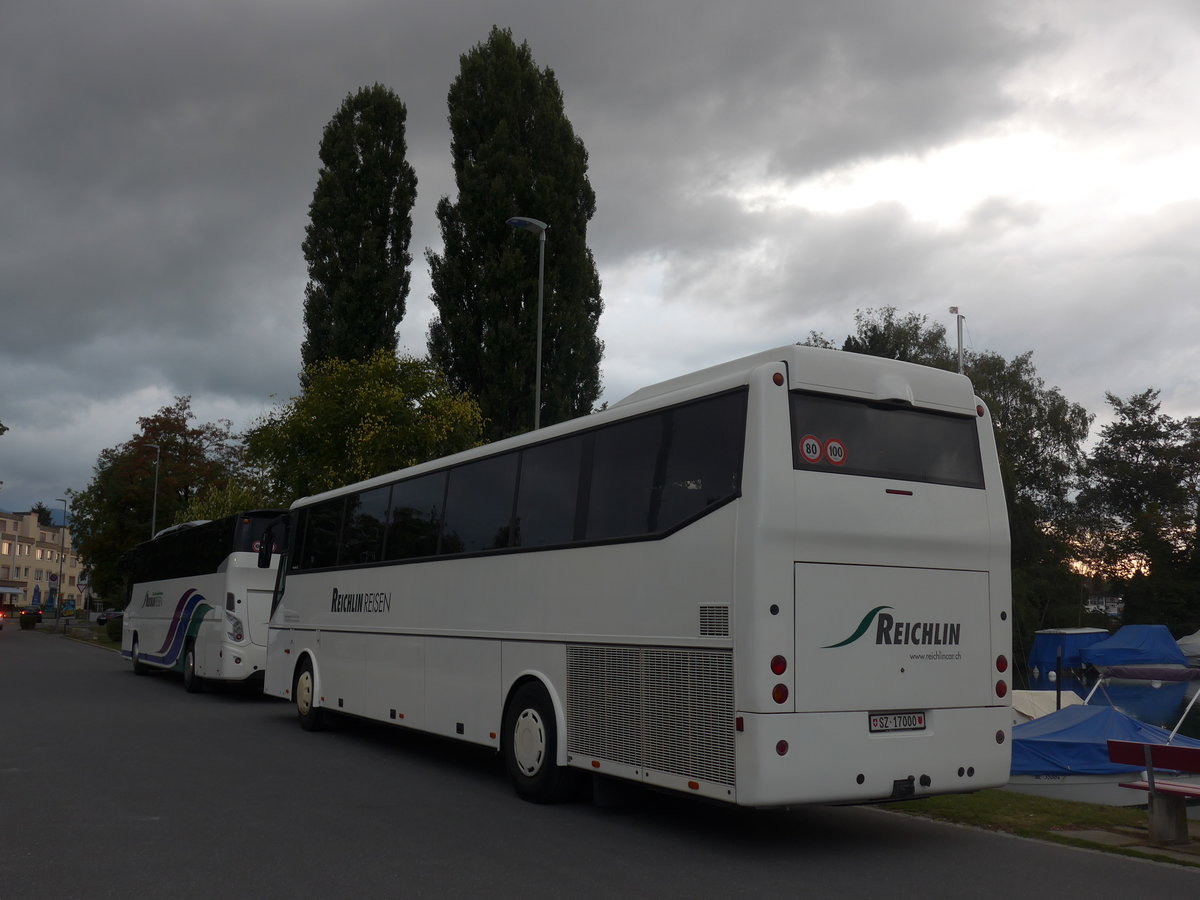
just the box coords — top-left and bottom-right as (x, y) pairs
(789, 391), (985, 488)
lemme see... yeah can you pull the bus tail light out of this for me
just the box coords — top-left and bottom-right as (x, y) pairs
(996, 655), (1008, 673)
(770, 655), (787, 675)
(995, 680), (1008, 698)
(772, 684), (789, 704)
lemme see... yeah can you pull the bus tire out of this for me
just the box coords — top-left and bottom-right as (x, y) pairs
(182, 641), (203, 693)
(295, 658), (325, 732)
(502, 681), (579, 803)
(131, 637), (148, 676)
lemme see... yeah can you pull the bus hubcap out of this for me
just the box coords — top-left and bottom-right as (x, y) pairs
(297, 671), (313, 715)
(513, 708), (546, 776)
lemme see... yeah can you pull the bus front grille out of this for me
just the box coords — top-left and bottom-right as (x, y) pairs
(567, 645), (735, 786)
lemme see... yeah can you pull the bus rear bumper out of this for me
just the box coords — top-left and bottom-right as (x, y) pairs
(733, 705), (1011, 807)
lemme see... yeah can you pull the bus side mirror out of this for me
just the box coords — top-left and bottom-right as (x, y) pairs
(257, 531), (273, 569)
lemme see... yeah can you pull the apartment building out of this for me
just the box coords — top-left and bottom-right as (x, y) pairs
(0, 511), (84, 610)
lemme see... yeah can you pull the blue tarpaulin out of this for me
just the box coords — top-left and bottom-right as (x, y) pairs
(1079, 625), (1187, 669)
(1011, 704), (1200, 775)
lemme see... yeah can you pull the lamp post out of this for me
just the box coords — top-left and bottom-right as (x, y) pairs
(56, 498), (67, 611)
(506, 216), (548, 430)
(146, 443), (161, 538)
(948, 306), (965, 374)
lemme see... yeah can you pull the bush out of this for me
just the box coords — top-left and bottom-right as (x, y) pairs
(105, 616), (123, 642)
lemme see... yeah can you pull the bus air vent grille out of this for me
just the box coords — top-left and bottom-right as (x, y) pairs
(567, 645), (735, 786)
(699, 605), (729, 637)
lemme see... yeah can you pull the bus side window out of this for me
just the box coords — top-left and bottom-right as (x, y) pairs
(340, 486), (390, 566)
(442, 453), (519, 554)
(304, 499), (343, 570)
(585, 413), (664, 541)
(513, 435), (584, 548)
(655, 391), (747, 532)
(385, 472), (446, 561)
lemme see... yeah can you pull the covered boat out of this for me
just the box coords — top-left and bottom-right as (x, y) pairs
(1078, 624), (1188, 670)
(1007, 670), (1200, 806)
(1011, 689), (1083, 724)
(1177, 629), (1200, 667)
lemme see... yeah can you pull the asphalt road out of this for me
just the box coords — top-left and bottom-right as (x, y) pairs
(3, 626), (1198, 899)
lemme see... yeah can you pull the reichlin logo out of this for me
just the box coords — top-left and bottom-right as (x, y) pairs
(329, 589), (391, 613)
(823, 605), (962, 649)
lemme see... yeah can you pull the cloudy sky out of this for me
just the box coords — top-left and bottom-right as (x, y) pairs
(2, 0), (1198, 513)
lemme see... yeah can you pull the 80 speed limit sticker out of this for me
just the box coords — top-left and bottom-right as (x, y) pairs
(799, 434), (823, 464)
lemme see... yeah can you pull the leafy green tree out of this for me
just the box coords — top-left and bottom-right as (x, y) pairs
(967, 351), (1091, 655)
(428, 26), (603, 440)
(175, 480), (280, 524)
(841, 307), (956, 368)
(1075, 390), (1200, 630)
(67, 397), (245, 602)
(245, 350), (484, 502)
(301, 84), (418, 373)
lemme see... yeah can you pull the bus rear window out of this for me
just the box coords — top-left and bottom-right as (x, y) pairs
(789, 392), (984, 489)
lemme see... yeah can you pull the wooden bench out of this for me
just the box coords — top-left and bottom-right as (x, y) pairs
(1107, 739), (1200, 845)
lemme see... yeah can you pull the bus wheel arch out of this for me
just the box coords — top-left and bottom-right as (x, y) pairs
(501, 677), (580, 803)
(293, 654), (325, 732)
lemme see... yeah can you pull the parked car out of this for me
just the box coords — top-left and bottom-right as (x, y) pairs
(19, 608), (42, 624)
(96, 608), (122, 625)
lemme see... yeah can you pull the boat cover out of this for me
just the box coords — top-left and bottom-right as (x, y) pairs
(1177, 629), (1200, 666)
(1011, 689), (1084, 723)
(1011, 704), (1200, 775)
(1027, 628), (1109, 674)
(1078, 625), (1187, 668)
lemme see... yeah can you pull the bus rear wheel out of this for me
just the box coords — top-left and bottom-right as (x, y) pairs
(502, 681), (579, 803)
(295, 659), (325, 732)
(131, 637), (148, 676)
(182, 641), (203, 693)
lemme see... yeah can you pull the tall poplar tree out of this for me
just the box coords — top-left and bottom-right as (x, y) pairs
(428, 27), (603, 440)
(302, 84), (417, 372)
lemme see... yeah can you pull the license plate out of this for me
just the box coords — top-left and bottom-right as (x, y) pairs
(869, 711), (926, 733)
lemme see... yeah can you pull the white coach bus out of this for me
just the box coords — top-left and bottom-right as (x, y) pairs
(121, 510), (284, 691)
(264, 345), (1012, 805)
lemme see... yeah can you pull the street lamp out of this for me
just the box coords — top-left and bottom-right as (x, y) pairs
(56, 498), (67, 611)
(948, 307), (965, 374)
(145, 443), (161, 538)
(506, 216), (548, 430)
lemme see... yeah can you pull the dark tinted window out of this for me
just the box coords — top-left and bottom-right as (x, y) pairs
(385, 472), (445, 560)
(585, 414), (664, 540)
(232, 512), (286, 554)
(285, 389), (748, 569)
(340, 486), (390, 565)
(655, 392), (746, 530)
(514, 436), (584, 548)
(123, 510), (285, 583)
(301, 499), (343, 569)
(789, 392), (984, 488)
(442, 454), (519, 554)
